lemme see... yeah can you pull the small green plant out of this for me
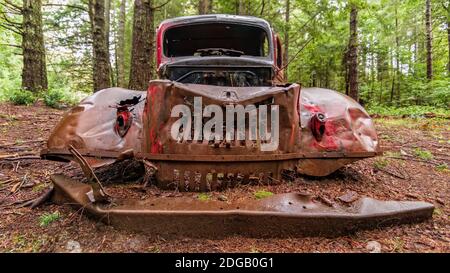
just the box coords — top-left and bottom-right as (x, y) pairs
(39, 211), (60, 227)
(374, 158), (389, 169)
(384, 151), (401, 157)
(13, 235), (26, 249)
(43, 89), (65, 108)
(436, 163), (448, 172)
(390, 237), (405, 253)
(32, 183), (47, 192)
(8, 89), (36, 105)
(197, 193), (211, 201)
(254, 190), (273, 199)
(414, 148), (433, 160)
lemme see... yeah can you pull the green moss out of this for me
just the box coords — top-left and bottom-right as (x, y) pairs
(374, 158), (389, 169)
(254, 190), (273, 199)
(8, 89), (36, 105)
(436, 163), (448, 172)
(414, 148), (433, 160)
(197, 193), (211, 201)
(39, 211), (60, 227)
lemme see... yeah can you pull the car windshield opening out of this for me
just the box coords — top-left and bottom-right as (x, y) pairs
(164, 23), (269, 57)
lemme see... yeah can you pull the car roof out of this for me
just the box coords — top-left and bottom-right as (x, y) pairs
(158, 14), (272, 30)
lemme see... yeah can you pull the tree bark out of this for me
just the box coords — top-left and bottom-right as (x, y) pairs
(425, 0), (433, 80)
(198, 0), (213, 14)
(283, 0), (290, 79)
(129, 0), (154, 90)
(446, 2), (450, 75)
(105, 0), (111, 49)
(116, 0), (126, 87)
(89, 0), (111, 92)
(21, 0), (47, 92)
(105, 0), (115, 86)
(348, 4), (359, 101)
(238, 0), (245, 15)
(395, 4), (401, 103)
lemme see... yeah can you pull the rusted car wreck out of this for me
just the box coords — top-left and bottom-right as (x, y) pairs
(41, 15), (433, 237)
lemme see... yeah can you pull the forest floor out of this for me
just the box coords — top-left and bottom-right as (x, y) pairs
(0, 102), (448, 253)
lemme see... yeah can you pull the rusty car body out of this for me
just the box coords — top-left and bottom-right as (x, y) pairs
(40, 15), (433, 237)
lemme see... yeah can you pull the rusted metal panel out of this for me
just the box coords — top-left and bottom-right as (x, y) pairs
(46, 88), (146, 154)
(51, 174), (434, 238)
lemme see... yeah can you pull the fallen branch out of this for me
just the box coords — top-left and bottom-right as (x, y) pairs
(0, 139), (45, 148)
(16, 187), (54, 209)
(386, 156), (440, 166)
(10, 173), (27, 193)
(376, 167), (407, 180)
(0, 155), (41, 161)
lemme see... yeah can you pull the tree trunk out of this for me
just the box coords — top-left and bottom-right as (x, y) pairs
(105, 0), (111, 50)
(89, 0), (111, 92)
(238, 0), (245, 15)
(348, 4), (359, 101)
(283, 0), (290, 79)
(105, 0), (115, 86)
(116, 0), (126, 87)
(21, 0), (47, 92)
(446, 3), (450, 75)
(129, 0), (154, 90)
(395, 4), (401, 103)
(425, 0), (433, 80)
(198, 0), (212, 14)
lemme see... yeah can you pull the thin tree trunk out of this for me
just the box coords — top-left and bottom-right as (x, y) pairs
(348, 4), (359, 101)
(129, 0), (154, 90)
(425, 0), (433, 80)
(105, 0), (111, 50)
(105, 0), (114, 86)
(370, 50), (374, 100)
(89, 0), (111, 92)
(395, 4), (401, 103)
(446, 2), (450, 75)
(116, 0), (126, 87)
(198, 0), (212, 14)
(238, 0), (245, 15)
(283, 0), (290, 80)
(21, 0), (47, 92)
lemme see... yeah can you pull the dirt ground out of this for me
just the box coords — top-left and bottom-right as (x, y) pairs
(0, 102), (448, 253)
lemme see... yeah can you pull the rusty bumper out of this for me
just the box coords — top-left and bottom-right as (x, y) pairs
(51, 174), (433, 238)
(42, 148), (381, 190)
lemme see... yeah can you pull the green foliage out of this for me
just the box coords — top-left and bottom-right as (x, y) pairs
(42, 88), (81, 108)
(7, 90), (36, 106)
(254, 190), (274, 200)
(413, 148), (433, 160)
(39, 211), (60, 227)
(43, 89), (65, 108)
(197, 193), (211, 201)
(436, 163), (448, 172)
(374, 158), (389, 169)
(367, 105), (450, 117)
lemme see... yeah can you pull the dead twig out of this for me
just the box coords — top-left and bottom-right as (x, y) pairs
(386, 156), (440, 166)
(377, 167), (407, 180)
(10, 173), (27, 194)
(0, 155), (40, 161)
(0, 139), (44, 148)
(16, 187), (54, 209)
(14, 161), (20, 172)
